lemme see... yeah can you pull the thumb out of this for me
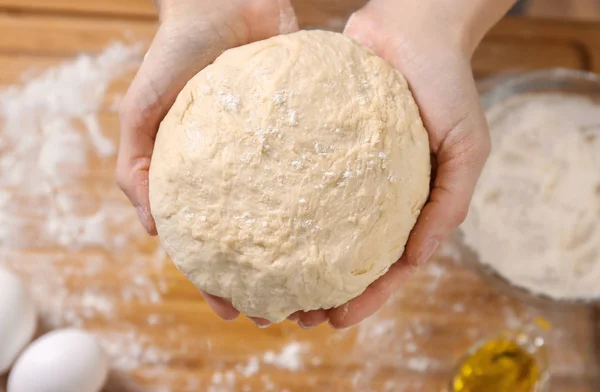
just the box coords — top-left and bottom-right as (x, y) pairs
(403, 89), (490, 267)
(116, 23), (234, 234)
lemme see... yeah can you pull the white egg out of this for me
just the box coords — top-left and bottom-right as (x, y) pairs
(8, 329), (109, 392)
(0, 268), (37, 374)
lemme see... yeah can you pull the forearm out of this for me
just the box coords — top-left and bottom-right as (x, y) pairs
(457, 0), (519, 54)
(363, 0), (517, 55)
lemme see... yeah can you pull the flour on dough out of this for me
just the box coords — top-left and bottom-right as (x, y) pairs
(149, 30), (430, 322)
(462, 93), (600, 300)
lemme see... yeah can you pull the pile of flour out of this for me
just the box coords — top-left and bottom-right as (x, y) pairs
(461, 92), (600, 300)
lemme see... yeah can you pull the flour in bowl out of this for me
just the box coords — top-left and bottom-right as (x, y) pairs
(461, 92), (600, 300)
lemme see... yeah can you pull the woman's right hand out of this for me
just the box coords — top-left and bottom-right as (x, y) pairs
(117, 0), (298, 325)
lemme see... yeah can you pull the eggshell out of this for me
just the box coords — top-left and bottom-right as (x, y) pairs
(0, 268), (37, 374)
(8, 328), (109, 392)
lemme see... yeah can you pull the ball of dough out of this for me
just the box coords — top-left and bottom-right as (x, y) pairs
(149, 30), (430, 322)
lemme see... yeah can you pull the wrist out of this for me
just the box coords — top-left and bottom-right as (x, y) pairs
(455, 0), (518, 54)
(158, 0), (296, 44)
(360, 0), (516, 56)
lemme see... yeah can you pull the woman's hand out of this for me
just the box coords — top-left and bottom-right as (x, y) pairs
(295, 0), (516, 330)
(117, 0), (297, 235)
(117, 0), (297, 326)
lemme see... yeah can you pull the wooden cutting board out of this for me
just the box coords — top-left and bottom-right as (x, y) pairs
(0, 1), (599, 392)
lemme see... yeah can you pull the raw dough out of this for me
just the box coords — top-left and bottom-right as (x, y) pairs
(149, 30), (430, 322)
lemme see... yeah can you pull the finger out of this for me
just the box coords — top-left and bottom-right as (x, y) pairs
(298, 310), (328, 329)
(117, 23), (232, 234)
(246, 0), (299, 35)
(277, 0), (299, 34)
(326, 127), (489, 330)
(287, 311), (301, 321)
(404, 99), (490, 268)
(247, 316), (272, 328)
(200, 291), (240, 321)
(328, 260), (414, 330)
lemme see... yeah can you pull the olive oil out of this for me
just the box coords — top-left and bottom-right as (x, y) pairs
(451, 319), (550, 392)
(452, 338), (539, 392)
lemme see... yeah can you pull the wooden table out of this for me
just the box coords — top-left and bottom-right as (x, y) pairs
(0, 1), (599, 391)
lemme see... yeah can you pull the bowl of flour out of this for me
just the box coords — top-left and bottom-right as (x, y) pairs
(459, 69), (600, 305)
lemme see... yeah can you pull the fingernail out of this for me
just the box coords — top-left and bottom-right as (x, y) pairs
(343, 12), (357, 33)
(327, 320), (346, 331)
(298, 321), (313, 330)
(256, 321), (271, 328)
(414, 238), (439, 266)
(250, 318), (271, 328)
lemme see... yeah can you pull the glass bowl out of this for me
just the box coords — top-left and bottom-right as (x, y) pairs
(447, 319), (551, 392)
(455, 68), (600, 309)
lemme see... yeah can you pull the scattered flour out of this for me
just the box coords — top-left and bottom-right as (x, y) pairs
(0, 41), (144, 250)
(220, 92), (241, 113)
(236, 356), (261, 377)
(287, 109), (299, 126)
(0, 41), (178, 389)
(462, 93), (600, 300)
(206, 342), (310, 392)
(262, 342), (309, 372)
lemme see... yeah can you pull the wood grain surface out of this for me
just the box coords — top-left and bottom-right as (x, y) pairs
(0, 1), (599, 392)
(527, 0), (600, 21)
